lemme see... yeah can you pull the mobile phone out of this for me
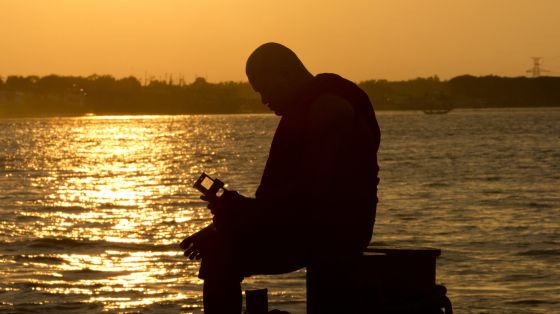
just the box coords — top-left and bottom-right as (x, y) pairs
(193, 172), (226, 198)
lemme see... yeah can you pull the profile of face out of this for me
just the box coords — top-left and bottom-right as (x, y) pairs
(246, 43), (311, 115)
(248, 72), (292, 116)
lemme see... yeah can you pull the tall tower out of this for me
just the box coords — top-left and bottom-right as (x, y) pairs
(526, 57), (549, 77)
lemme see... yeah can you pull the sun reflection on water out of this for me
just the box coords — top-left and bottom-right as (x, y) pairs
(1, 115), (291, 313)
(0, 116), (226, 312)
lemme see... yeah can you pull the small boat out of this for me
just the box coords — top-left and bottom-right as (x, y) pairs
(423, 108), (452, 114)
(420, 92), (452, 114)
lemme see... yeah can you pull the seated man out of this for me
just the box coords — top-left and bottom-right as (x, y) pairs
(180, 42), (381, 314)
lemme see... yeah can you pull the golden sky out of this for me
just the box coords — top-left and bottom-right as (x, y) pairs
(1, 0), (559, 82)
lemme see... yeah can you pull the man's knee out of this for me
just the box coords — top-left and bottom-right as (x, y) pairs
(198, 245), (243, 281)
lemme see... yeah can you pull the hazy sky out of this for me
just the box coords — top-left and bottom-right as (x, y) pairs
(1, 0), (559, 82)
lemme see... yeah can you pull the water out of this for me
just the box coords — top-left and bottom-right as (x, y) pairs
(0, 108), (559, 313)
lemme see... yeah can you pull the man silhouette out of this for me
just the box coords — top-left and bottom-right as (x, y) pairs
(180, 42), (380, 313)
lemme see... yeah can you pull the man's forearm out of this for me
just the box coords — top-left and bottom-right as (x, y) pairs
(213, 195), (312, 231)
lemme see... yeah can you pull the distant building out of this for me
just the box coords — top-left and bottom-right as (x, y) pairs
(0, 91), (8, 105)
(64, 91), (86, 107)
(0, 91), (27, 106)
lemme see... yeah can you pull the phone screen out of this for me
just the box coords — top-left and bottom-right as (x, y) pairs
(201, 176), (214, 190)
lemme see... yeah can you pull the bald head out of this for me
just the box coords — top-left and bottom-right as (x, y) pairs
(246, 43), (314, 115)
(246, 42), (311, 81)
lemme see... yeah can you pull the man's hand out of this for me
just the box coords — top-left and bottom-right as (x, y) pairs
(179, 224), (217, 260)
(201, 190), (244, 215)
(180, 191), (246, 260)
(202, 190), (247, 231)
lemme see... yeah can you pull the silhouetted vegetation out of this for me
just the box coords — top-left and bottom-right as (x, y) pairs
(0, 75), (265, 116)
(1, 74), (559, 116)
(360, 75), (560, 110)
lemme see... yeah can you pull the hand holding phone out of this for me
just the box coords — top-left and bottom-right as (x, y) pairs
(193, 172), (227, 200)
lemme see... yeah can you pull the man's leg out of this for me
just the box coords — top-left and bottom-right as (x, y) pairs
(198, 228), (309, 313)
(203, 278), (242, 314)
(198, 232), (244, 314)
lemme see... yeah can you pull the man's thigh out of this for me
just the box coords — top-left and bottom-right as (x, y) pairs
(240, 239), (308, 276)
(199, 228), (309, 280)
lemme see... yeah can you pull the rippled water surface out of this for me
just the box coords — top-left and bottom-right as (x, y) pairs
(1, 109), (559, 313)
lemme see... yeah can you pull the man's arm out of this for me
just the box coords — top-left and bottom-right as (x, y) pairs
(214, 95), (354, 225)
(200, 95), (355, 230)
(304, 93), (355, 197)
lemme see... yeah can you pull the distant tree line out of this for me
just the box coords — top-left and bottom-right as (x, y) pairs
(0, 74), (559, 116)
(0, 75), (265, 116)
(361, 75), (560, 110)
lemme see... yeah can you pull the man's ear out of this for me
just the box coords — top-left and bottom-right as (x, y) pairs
(275, 70), (294, 87)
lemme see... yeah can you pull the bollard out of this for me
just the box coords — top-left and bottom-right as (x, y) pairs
(245, 288), (268, 314)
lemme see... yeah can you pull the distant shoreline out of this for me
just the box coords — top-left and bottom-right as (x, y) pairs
(1, 74), (559, 116)
(2, 106), (559, 119)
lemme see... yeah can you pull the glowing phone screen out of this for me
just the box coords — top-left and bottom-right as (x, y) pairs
(201, 177), (214, 190)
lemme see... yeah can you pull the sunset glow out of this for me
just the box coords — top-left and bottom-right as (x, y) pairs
(1, 1), (559, 313)
(1, 0), (559, 81)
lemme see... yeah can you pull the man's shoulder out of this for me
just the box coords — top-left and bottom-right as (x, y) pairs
(309, 93), (355, 127)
